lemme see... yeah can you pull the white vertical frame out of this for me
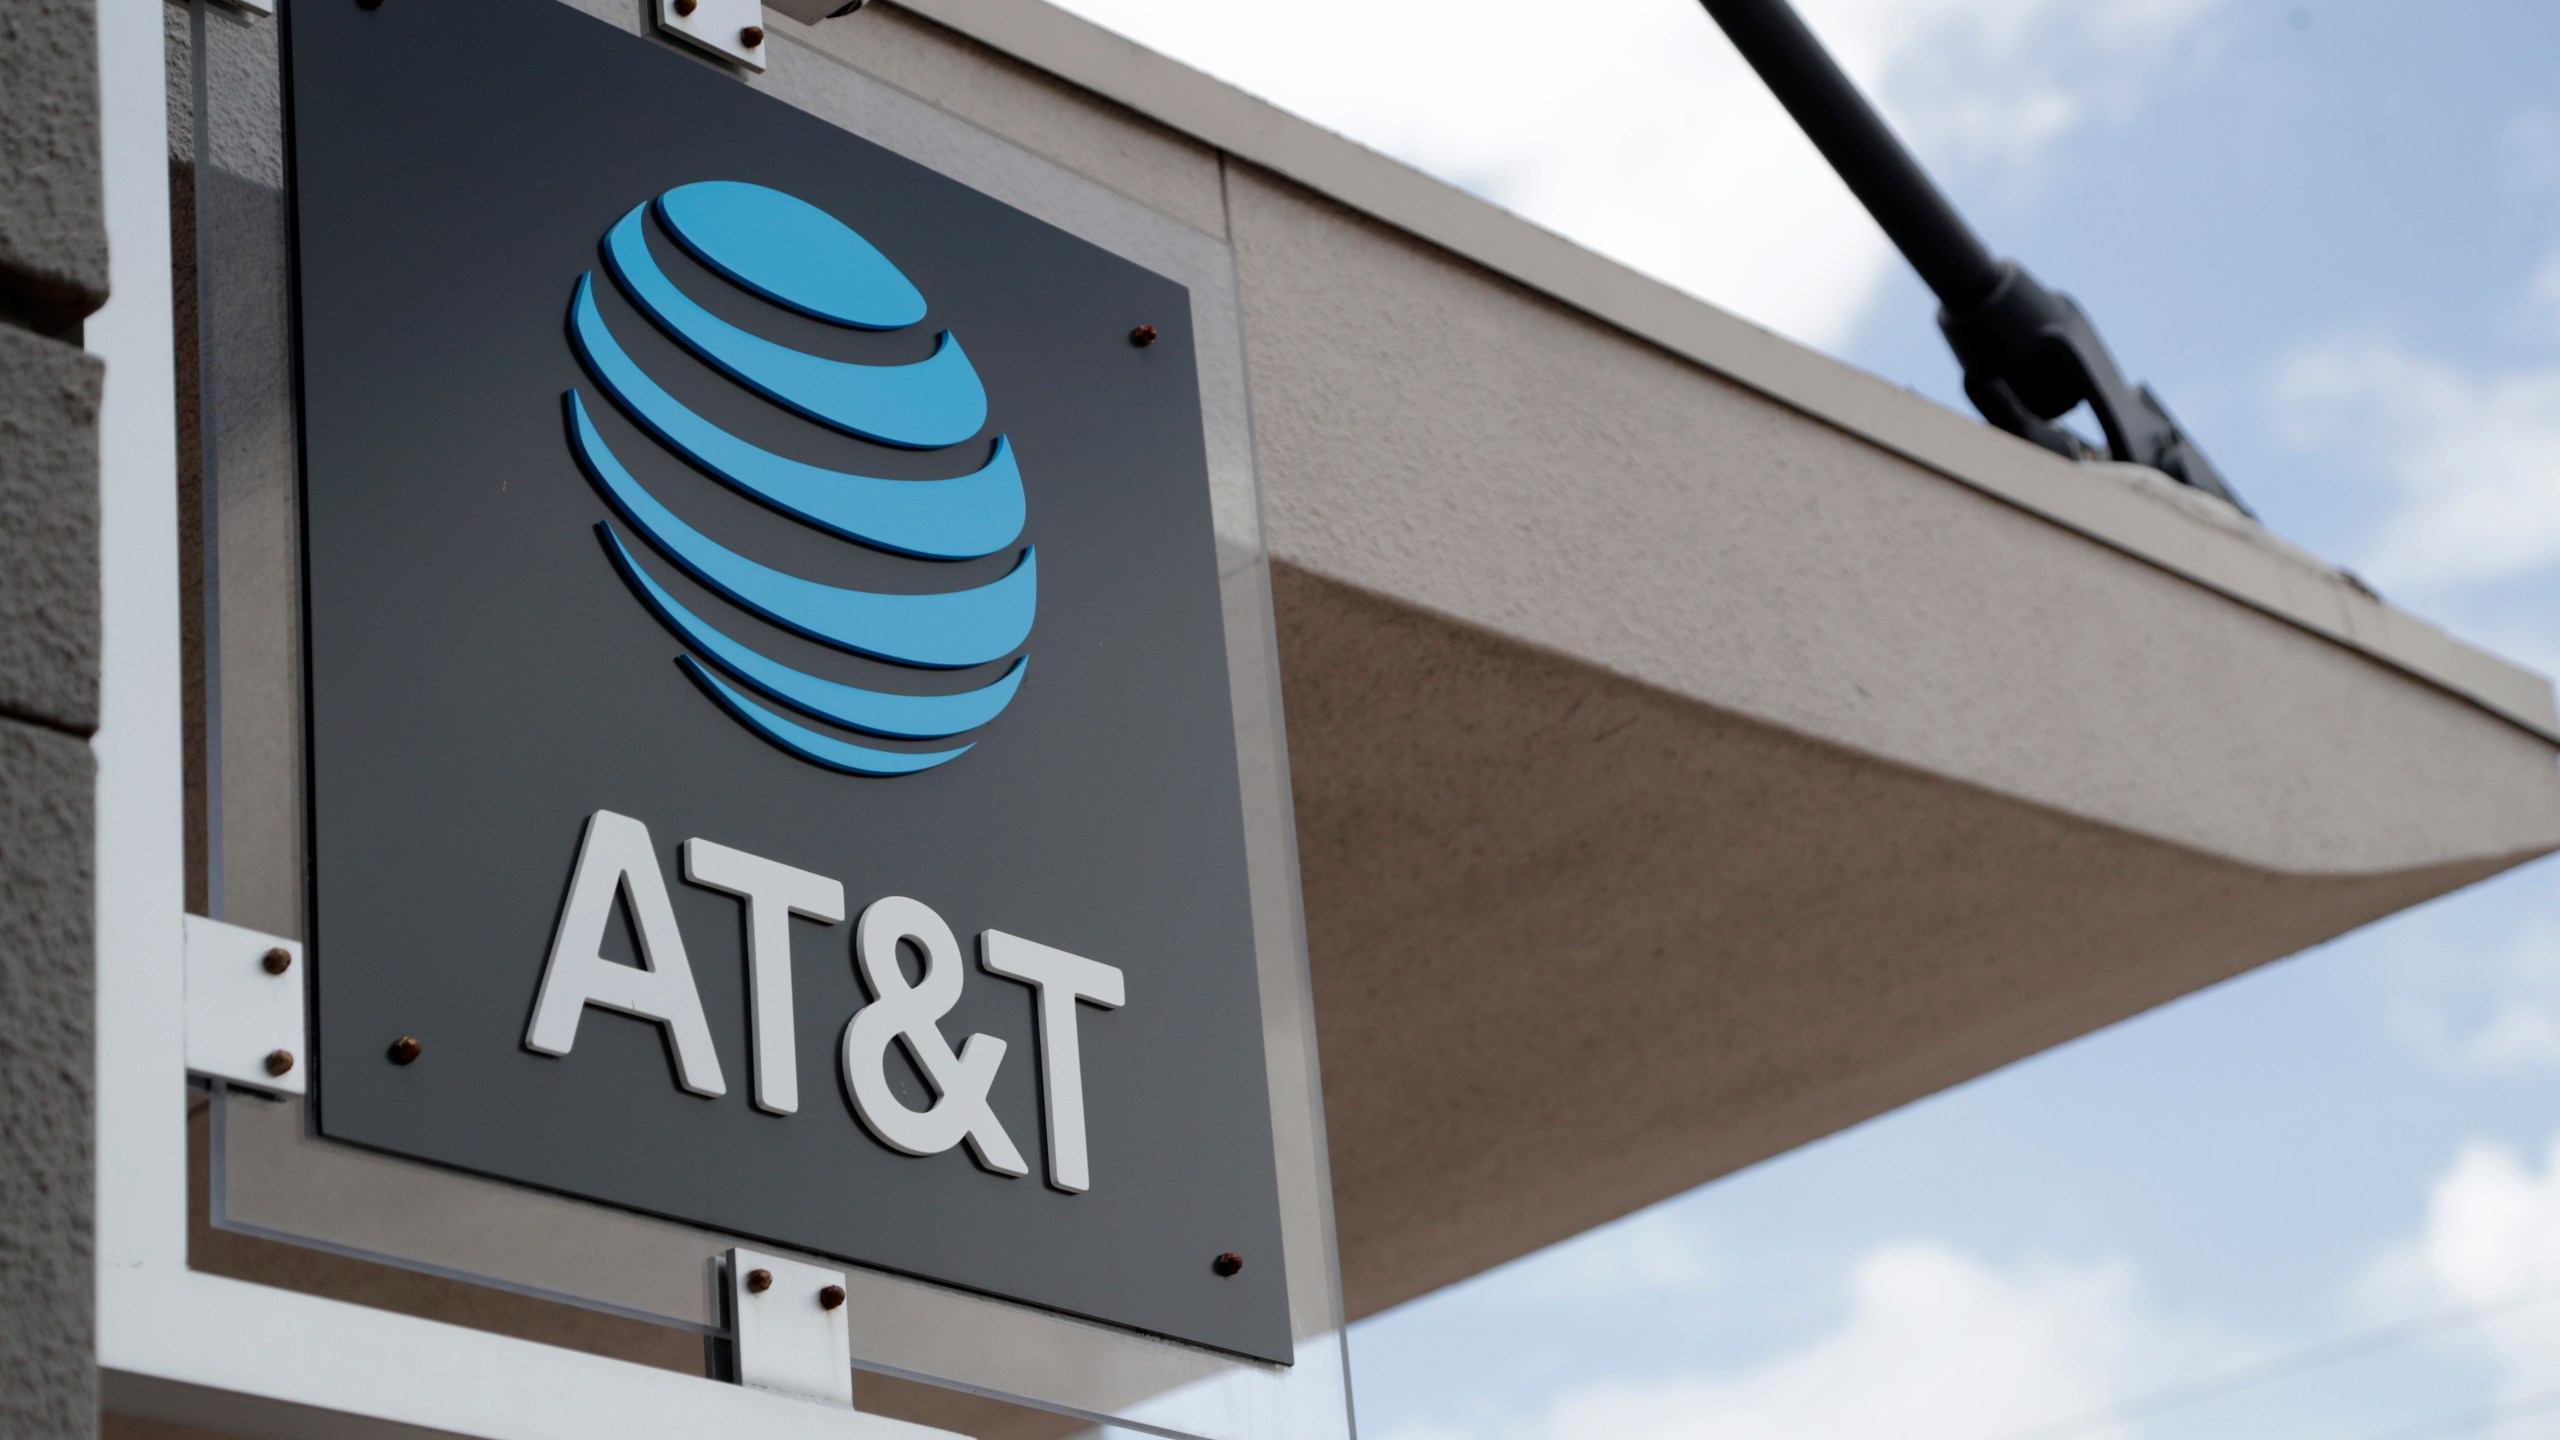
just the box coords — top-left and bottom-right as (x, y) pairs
(89, 4), (952, 1436)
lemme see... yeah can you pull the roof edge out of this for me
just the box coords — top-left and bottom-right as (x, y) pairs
(874, 0), (2560, 743)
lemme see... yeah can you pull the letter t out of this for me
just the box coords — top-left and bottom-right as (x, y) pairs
(979, 930), (1125, 1193)
(684, 838), (845, 1115)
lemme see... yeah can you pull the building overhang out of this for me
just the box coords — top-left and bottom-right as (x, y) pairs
(840, 0), (2560, 1321)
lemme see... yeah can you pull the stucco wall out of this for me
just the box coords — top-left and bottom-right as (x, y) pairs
(0, 0), (109, 333)
(775, 0), (2560, 1320)
(1221, 163), (2560, 880)
(0, 0), (106, 1436)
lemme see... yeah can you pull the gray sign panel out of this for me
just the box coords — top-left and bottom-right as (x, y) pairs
(288, 0), (1289, 1362)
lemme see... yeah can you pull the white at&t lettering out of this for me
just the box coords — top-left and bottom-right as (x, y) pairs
(522, 810), (1128, 1193)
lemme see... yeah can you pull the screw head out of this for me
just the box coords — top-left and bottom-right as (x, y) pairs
(1129, 324), (1159, 348)
(671, 0), (696, 12)
(264, 1050), (295, 1078)
(1212, 1252), (1243, 1278)
(388, 1035), (423, 1065)
(744, 1268), (773, 1294)
(818, 1284), (847, 1311)
(740, 24), (765, 46)
(262, 947), (293, 975)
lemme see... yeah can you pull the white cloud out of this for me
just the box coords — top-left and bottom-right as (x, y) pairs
(1047, 0), (2230, 351)
(2297, 119), (2560, 600)
(1500, 1206), (1720, 1304)
(1374, 1242), (2230, 1440)
(2361, 1131), (2560, 1439)
(2458, 1005), (2560, 1070)
(2531, 250), (2560, 335)
(2268, 335), (2560, 592)
(2399, 923), (2560, 1074)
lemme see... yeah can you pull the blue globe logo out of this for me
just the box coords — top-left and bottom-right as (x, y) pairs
(560, 181), (1032, 776)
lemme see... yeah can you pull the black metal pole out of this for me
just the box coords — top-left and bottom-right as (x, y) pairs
(1693, 0), (2246, 509)
(1697, 0), (2000, 312)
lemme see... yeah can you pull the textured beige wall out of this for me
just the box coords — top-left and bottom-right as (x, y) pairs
(1206, 159), (2560, 1309)
(771, 0), (2560, 1325)
(888, 0), (2560, 743)
(1275, 563), (2535, 1317)
(1222, 166), (2560, 879)
(790, 2), (2560, 882)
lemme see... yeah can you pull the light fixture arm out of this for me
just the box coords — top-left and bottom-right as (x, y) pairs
(1695, 0), (2246, 511)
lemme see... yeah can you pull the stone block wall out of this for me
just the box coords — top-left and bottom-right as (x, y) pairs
(0, 0), (108, 1436)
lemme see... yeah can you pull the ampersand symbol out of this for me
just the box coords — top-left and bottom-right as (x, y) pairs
(840, 896), (1028, 1176)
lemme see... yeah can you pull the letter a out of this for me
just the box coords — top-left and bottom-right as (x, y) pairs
(525, 810), (727, 1097)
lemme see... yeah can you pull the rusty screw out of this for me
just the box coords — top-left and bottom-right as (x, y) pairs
(740, 24), (766, 46)
(671, 0), (696, 12)
(818, 1284), (847, 1311)
(388, 1035), (423, 1065)
(262, 947), (293, 976)
(1212, 1252), (1243, 1278)
(744, 1268), (774, 1294)
(265, 1050), (295, 1078)
(1129, 324), (1159, 348)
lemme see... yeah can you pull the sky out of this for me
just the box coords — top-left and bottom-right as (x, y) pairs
(1030, 2), (2560, 1436)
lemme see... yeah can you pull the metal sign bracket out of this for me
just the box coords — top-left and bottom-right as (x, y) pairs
(654, 0), (772, 72)
(726, 1248), (856, 1407)
(182, 915), (308, 1097)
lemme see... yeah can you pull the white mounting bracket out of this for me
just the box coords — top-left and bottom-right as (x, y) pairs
(727, 1248), (856, 1407)
(183, 915), (307, 1097)
(656, 0), (773, 72)
(213, 0), (276, 16)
